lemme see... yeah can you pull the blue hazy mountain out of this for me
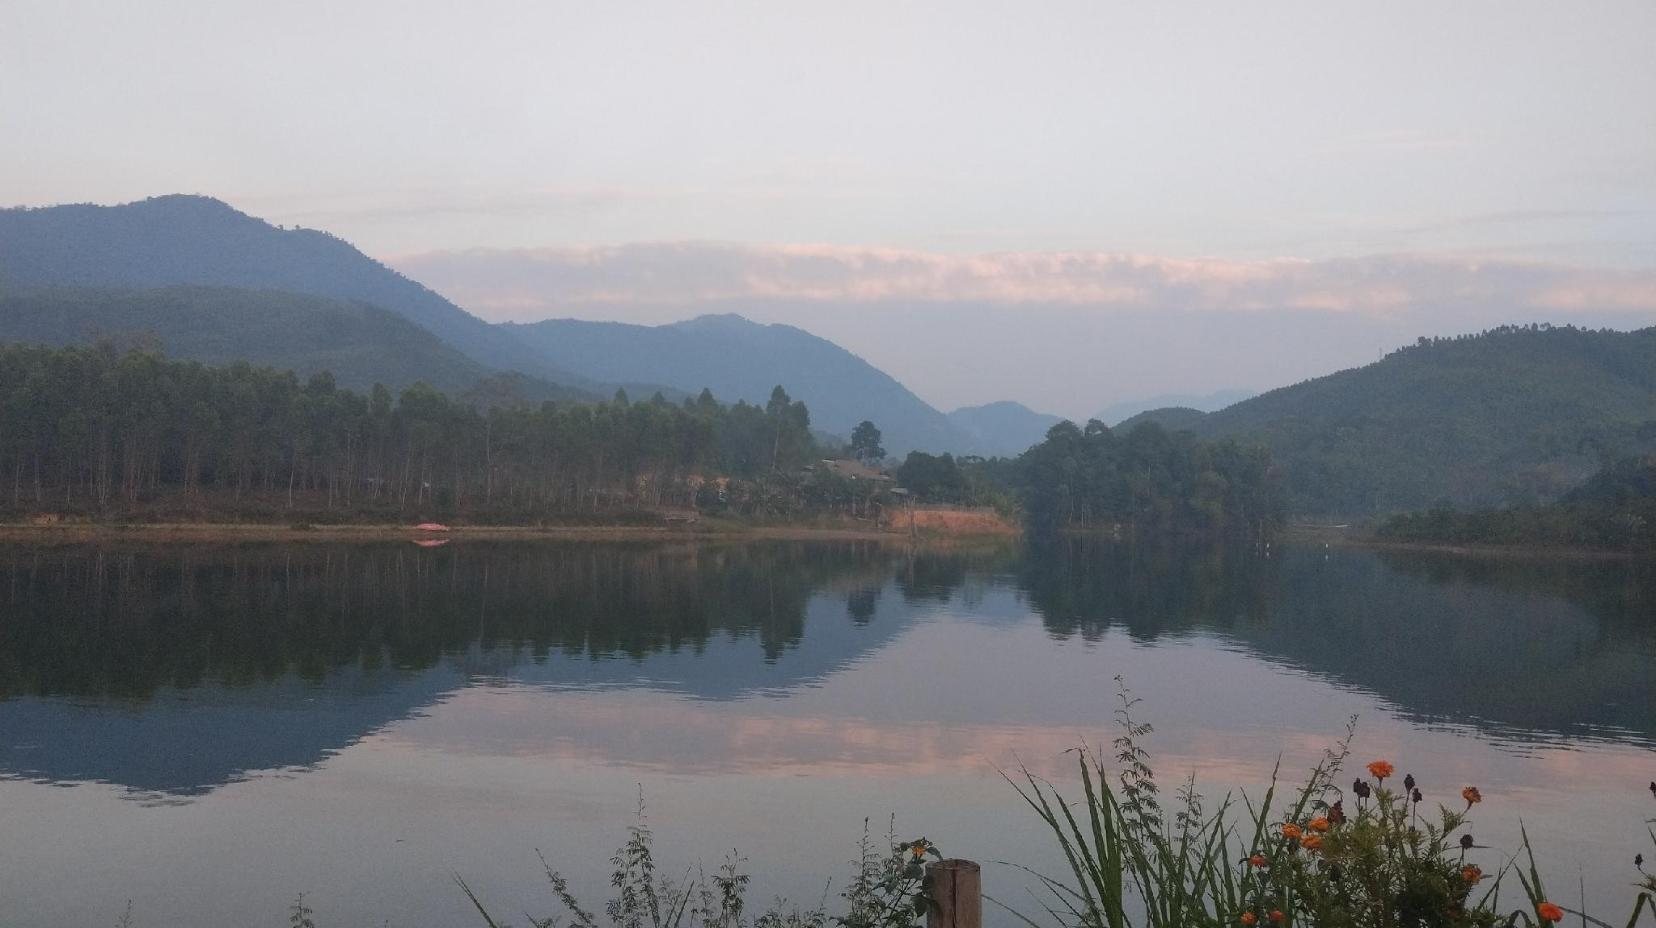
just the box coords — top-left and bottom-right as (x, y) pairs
(0, 198), (993, 451)
(945, 401), (1066, 457)
(0, 196), (602, 395)
(505, 313), (977, 454)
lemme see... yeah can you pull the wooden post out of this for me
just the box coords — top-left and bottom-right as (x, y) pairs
(926, 859), (981, 928)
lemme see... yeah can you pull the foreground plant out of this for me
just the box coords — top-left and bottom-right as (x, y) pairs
(457, 792), (938, 928)
(1002, 678), (1656, 928)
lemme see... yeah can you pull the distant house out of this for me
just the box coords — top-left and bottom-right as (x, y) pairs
(819, 459), (894, 482)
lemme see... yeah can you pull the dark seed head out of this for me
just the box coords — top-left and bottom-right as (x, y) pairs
(1404, 774), (1416, 792)
(1412, 788), (1423, 803)
(1460, 834), (1475, 850)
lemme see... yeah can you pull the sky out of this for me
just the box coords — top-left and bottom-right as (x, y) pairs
(4, 0), (1655, 417)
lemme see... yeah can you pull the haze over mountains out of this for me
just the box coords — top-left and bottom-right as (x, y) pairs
(502, 314), (974, 453)
(3, 195), (1656, 516)
(945, 402), (1066, 458)
(0, 196), (1014, 453)
(0, 196), (589, 387)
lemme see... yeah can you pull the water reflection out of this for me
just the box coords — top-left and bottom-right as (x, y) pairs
(1, 538), (1653, 928)
(1, 538), (1651, 800)
(1019, 537), (1656, 744)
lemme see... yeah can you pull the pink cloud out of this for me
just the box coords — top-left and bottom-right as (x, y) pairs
(389, 244), (1656, 320)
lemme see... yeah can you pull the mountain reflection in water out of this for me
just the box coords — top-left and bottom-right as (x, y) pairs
(1, 538), (1650, 797)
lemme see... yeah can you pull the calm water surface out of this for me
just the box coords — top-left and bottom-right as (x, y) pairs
(0, 539), (1652, 927)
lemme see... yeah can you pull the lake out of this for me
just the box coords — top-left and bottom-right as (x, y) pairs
(0, 538), (1652, 927)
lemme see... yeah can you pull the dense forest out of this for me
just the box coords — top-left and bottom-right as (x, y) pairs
(0, 342), (878, 523)
(1376, 455), (1656, 551)
(1170, 324), (1656, 516)
(0, 342), (1284, 536)
(887, 422), (1282, 539)
(1008, 419), (1281, 537)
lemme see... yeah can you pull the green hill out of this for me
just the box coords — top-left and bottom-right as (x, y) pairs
(1114, 406), (1210, 433)
(0, 286), (592, 402)
(1187, 325), (1656, 516)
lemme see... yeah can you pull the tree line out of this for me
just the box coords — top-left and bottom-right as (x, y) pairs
(0, 342), (852, 521)
(1376, 455), (1656, 551)
(0, 342), (1285, 533)
(997, 418), (1281, 537)
(884, 420), (1282, 538)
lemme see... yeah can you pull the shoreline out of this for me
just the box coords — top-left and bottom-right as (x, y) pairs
(1280, 524), (1650, 561)
(0, 520), (987, 545)
(1, 520), (1641, 559)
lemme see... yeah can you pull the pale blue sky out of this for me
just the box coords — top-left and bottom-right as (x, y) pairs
(4, 0), (1655, 413)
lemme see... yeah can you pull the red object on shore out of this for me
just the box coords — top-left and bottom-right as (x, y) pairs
(413, 522), (451, 532)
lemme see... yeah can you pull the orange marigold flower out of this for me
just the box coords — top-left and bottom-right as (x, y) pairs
(910, 844), (926, 858)
(1537, 902), (1565, 922)
(1240, 913), (1258, 926)
(1460, 865), (1483, 884)
(1300, 834), (1324, 851)
(1281, 823), (1303, 841)
(1366, 760), (1394, 780)
(1269, 911), (1286, 924)
(1249, 854), (1267, 867)
(1461, 786), (1482, 806)
(1308, 817), (1330, 832)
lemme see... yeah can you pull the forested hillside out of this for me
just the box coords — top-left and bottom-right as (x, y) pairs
(0, 286), (590, 401)
(0, 196), (596, 387)
(504, 313), (975, 453)
(1113, 406), (1209, 433)
(0, 343), (866, 522)
(1181, 325), (1656, 516)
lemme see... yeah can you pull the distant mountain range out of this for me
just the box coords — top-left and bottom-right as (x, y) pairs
(0, 196), (1014, 455)
(5, 196), (1656, 512)
(0, 196), (597, 388)
(503, 314), (976, 454)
